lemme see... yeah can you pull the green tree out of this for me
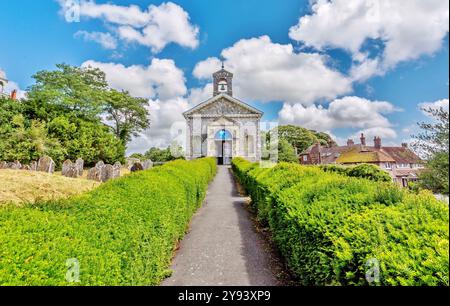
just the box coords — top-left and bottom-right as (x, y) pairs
(275, 125), (334, 154)
(27, 63), (107, 121)
(103, 89), (150, 144)
(413, 106), (449, 194)
(278, 139), (298, 163)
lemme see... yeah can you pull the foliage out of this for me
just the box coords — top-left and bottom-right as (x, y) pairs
(320, 163), (392, 182)
(232, 158), (449, 286)
(413, 107), (449, 194)
(273, 125), (335, 154)
(103, 89), (150, 144)
(277, 139), (298, 163)
(0, 63), (151, 166)
(143, 143), (185, 162)
(0, 158), (217, 285)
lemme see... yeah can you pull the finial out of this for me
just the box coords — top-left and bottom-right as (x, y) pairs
(221, 61), (224, 70)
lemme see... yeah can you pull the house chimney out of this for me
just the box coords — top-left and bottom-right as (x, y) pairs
(360, 133), (366, 146)
(10, 90), (17, 100)
(347, 139), (354, 146)
(374, 136), (382, 149)
(402, 143), (408, 148)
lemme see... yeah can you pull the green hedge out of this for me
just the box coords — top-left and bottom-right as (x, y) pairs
(320, 163), (392, 182)
(232, 158), (449, 286)
(0, 158), (217, 285)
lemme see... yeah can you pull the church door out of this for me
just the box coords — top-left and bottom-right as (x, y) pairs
(215, 129), (233, 165)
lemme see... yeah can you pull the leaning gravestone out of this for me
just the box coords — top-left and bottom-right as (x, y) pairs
(37, 156), (55, 173)
(142, 159), (154, 170)
(130, 162), (144, 172)
(75, 158), (84, 177)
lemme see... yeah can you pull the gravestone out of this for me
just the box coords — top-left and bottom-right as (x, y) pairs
(29, 161), (37, 171)
(9, 161), (22, 170)
(0, 161), (7, 169)
(62, 160), (73, 175)
(87, 166), (102, 182)
(113, 162), (121, 178)
(96, 161), (105, 168)
(37, 156), (55, 173)
(62, 159), (79, 178)
(130, 162), (144, 172)
(101, 164), (115, 182)
(75, 158), (84, 177)
(142, 159), (154, 170)
(22, 165), (31, 171)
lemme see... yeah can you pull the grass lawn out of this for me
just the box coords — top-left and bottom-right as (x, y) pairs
(0, 169), (101, 205)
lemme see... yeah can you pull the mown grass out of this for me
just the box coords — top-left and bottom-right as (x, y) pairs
(0, 158), (217, 285)
(232, 158), (449, 286)
(0, 169), (100, 206)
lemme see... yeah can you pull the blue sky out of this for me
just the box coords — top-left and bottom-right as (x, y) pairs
(0, 0), (448, 153)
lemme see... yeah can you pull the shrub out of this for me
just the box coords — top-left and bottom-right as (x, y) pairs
(0, 158), (217, 285)
(232, 158), (449, 286)
(320, 163), (392, 182)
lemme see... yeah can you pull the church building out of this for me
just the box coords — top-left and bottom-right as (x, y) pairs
(183, 65), (263, 165)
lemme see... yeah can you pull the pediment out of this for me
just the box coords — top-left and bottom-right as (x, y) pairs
(184, 94), (263, 118)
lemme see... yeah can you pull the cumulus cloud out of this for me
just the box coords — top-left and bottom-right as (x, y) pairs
(289, 0), (449, 80)
(278, 96), (399, 138)
(419, 98), (449, 113)
(81, 58), (187, 100)
(74, 31), (118, 49)
(193, 36), (352, 105)
(59, 1), (199, 53)
(79, 59), (191, 152)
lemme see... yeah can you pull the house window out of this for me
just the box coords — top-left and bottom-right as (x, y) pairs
(384, 163), (392, 169)
(302, 155), (308, 162)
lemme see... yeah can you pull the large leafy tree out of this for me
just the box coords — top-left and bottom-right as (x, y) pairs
(268, 125), (335, 155)
(103, 89), (150, 144)
(26, 63), (108, 121)
(413, 106), (449, 194)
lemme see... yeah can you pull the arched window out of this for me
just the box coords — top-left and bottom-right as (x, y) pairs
(215, 129), (232, 141)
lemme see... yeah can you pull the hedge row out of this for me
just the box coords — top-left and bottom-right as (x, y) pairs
(232, 158), (449, 286)
(0, 158), (217, 285)
(320, 163), (392, 182)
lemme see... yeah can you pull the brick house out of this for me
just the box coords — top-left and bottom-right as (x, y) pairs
(299, 133), (424, 187)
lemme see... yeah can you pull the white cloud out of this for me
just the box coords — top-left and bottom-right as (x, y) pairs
(289, 0), (449, 79)
(117, 2), (199, 53)
(279, 96), (399, 133)
(81, 58), (187, 100)
(60, 1), (199, 53)
(419, 98), (449, 113)
(193, 36), (352, 105)
(74, 31), (118, 49)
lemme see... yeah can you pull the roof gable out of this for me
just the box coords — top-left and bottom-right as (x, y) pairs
(184, 94), (263, 118)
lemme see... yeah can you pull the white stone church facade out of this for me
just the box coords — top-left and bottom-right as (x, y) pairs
(183, 66), (263, 165)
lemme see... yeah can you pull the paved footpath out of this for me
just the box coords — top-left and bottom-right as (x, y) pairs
(161, 166), (280, 286)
